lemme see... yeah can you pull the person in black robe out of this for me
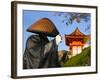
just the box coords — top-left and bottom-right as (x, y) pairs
(23, 18), (62, 69)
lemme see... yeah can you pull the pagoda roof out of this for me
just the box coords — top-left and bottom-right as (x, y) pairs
(67, 27), (86, 36)
(65, 28), (90, 46)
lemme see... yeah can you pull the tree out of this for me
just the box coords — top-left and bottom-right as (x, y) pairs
(54, 12), (90, 31)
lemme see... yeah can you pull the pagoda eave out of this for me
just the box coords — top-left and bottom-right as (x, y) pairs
(65, 35), (90, 38)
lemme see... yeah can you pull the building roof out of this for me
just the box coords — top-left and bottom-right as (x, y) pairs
(68, 27), (86, 36)
(65, 27), (90, 38)
(65, 28), (90, 46)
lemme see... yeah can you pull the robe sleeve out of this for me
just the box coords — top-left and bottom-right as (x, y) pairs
(23, 36), (41, 69)
(43, 39), (57, 55)
(39, 39), (60, 68)
(26, 37), (41, 57)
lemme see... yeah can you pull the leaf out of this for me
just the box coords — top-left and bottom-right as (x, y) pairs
(66, 22), (69, 26)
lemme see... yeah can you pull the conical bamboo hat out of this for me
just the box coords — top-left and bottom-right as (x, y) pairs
(27, 18), (59, 37)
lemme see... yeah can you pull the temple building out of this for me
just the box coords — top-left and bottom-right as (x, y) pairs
(65, 28), (90, 58)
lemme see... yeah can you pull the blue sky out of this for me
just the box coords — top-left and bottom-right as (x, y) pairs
(23, 10), (90, 52)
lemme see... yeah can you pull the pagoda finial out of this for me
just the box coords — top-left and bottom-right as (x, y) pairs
(76, 27), (79, 29)
(75, 27), (79, 31)
(75, 27), (80, 33)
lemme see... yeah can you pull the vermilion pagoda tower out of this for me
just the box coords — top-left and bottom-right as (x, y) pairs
(65, 28), (90, 57)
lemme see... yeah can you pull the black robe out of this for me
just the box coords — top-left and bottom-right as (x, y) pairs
(23, 35), (61, 69)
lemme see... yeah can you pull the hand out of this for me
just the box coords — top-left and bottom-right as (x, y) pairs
(55, 35), (62, 45)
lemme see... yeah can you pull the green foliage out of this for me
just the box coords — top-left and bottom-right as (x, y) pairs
(63, 47), (91, 67)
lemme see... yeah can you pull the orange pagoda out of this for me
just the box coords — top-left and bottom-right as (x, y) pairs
(65, 28), (90, 58)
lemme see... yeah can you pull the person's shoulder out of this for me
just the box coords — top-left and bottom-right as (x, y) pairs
(28, 35), (39, 39)
(27, 35), (40, 41)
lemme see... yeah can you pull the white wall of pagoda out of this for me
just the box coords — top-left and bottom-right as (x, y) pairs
(71, 46), (82, 57)
(69, 41), (84, 57)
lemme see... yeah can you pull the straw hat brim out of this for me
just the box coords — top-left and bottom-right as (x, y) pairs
(27, 18), (59, 37)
